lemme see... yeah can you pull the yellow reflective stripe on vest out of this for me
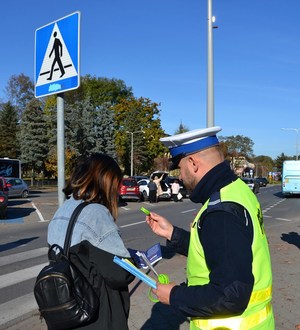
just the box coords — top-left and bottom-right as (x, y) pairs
(192, 303), (272, 330)
(248, 286), (272, 305)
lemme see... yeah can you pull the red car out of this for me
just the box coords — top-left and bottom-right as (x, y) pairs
(0, 191), (8, 219)
(119, 178), (141, 202)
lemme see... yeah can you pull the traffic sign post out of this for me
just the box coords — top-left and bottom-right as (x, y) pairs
(35, 11), (80, 98)
(35, 12), (80, 206)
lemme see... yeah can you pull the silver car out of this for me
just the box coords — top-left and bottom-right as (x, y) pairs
(5, 178), (29, 198)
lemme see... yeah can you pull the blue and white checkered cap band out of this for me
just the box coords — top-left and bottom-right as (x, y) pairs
(169, 135), (219, 158)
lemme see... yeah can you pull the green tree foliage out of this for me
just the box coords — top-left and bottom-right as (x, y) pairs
(18, 98), (48, 175)
(65, 75), (133, 106)
(65, 98), (117, 159)
(1, 73), (165, 176)
(5, 74), (34, 119)
(219, 135), (254, 158)
(45, 97), (117, 166)
(274, 153), (290, 174)
(114, 96), (165, 174)
(91, 102), (117, 159)
(65, 97), (96, 157)
(0, 102), (19, 158)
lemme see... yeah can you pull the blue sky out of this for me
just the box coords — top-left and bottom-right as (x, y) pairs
(1, 0), (300, 159)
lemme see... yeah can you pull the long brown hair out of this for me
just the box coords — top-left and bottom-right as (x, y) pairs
(63, 153), (122, 220)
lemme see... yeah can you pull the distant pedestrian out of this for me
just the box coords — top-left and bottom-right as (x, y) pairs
(148, 178), (157, 203)
(171, 179), (180, 202)
(153, 175), (163, 200)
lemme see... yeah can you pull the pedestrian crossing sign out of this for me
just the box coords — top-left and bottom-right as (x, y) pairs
(35, 11), (80, 98)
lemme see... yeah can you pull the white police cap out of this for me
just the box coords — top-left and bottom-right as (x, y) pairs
(160, 126), (222, 168)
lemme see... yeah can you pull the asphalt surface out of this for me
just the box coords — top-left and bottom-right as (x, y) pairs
(2, 193), (300, 330)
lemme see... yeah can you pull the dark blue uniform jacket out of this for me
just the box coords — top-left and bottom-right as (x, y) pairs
(168, 161), (255, 317)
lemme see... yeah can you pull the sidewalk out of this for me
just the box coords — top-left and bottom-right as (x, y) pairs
(3, 217), (300, 330)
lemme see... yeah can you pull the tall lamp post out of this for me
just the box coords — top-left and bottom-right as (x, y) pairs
(281, 128), (300, 160)
(207, 0), (218, 127)
(126, 130), (144, 176)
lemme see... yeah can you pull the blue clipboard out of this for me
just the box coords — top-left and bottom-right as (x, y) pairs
(113, 256), (157, 289)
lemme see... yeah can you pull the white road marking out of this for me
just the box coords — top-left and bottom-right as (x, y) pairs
(0, 293), (38, 327)
(0, 263), (48, 289)
(120, 220), (146, 228)
(274, 218), (292, 222)
(182, 209), (197, 214)
(0, 247), (48, 267)
(30, 201), (45, 222)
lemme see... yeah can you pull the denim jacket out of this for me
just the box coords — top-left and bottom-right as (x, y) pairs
(47, 196), (130, 258)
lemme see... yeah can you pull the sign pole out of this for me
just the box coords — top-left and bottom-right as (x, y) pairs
(57, 93), (65, 206)
(35, 12), (80, 206)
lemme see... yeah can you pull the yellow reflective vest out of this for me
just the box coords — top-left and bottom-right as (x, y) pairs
(187, 178), (274, 330)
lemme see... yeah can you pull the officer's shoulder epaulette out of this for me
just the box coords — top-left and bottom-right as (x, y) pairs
(198, 191), (248, 229)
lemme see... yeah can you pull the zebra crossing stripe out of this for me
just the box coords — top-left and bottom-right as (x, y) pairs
(0, 293), (38, 327)
(0, 263), (48, 290)
(0, 247), (48, 267)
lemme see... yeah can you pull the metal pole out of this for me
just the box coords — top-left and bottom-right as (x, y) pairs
(126, 130), (144, 176)
(207, 0), (214, 127)
(57, 93), (65, 206)
(130, 132), (133, 176)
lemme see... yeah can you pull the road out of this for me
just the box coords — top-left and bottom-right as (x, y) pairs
(0, 184), (299, 329)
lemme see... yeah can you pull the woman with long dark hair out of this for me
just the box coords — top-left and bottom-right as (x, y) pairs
(48, 153), (134, 329)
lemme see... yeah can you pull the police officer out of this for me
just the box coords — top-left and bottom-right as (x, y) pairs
(145, 127), (274, 329)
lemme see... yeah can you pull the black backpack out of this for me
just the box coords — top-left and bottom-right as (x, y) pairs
(34, 202), (99, 330)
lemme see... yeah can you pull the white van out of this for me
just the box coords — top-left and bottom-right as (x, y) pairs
(282, 160), (300, 196)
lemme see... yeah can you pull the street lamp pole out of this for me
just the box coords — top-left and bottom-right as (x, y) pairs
(126, 130), (144, 176)
(207, 0), (217, 127)
(281, 128), (300, 160)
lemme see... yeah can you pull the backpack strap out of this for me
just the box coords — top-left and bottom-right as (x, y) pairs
(63, 202), (90, 256)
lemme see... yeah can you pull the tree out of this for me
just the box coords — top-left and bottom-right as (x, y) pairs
(65, 98), (96, 157)
(219, 135), (254, 158)
(174, 122), (189, 134)
(274, 153), (290, 174)
(18, 98), (48, 176)
(0, 102), (19, 158)
(5, 74), (34, 119)
(114, 96), (165, 174)
(65, 75), (133, 106)
(91, 102), (117, 159)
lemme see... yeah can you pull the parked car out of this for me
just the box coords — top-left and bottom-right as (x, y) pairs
(165, 176), (188, 198)
(138, 179), (151, 201)
(138, 171), (172, 201)
(241, 177), (260, 194)
(0, 176), (9, 196)
(118, 177), (141, 202)
(255, 177), (269, 187)
(132, 175), (149, 182)
(0, 191), (8, 219)
(5, 177), (29, 198)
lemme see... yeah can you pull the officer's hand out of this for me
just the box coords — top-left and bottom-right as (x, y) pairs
(151, 282), (176, 305)
(146, 212), (173, 240)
